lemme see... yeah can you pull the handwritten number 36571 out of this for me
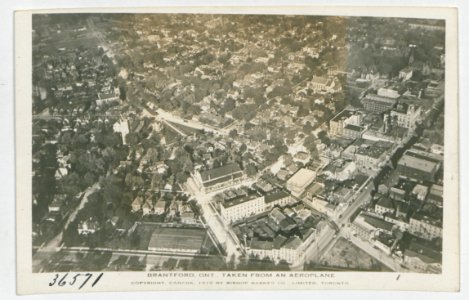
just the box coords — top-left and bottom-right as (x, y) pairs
(49, 273), (103, 289)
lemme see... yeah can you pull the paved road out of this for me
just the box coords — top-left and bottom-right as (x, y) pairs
(303, 176), (374, 264)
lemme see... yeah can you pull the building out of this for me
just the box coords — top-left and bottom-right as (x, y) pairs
(351, 214), (394, 241)
(427, 184), (443, 208)
(377, 87), (400, 99)
(309, 76), (331, 93)
(354, 141), (393, 175)
(154, 199), (166, 215)
(361, 94), (397, 114)
(193, 163), (245, 193)
(343, 124), (365, 139)
(131, 196), (143, 213)
(248, 236), (305, 265)
(399, 67), (414, 81)
(322, 160), (357, 182)
(220, 195), (265, 223)
(147, 226), (208, 254)
(390, 103), (421, 129)
(309, 197), (336, 218)
(48, 195), (66, 213)
(409, 213), (442, 241)
(351, 214), (377, 240)
(113, 119), (130, 145)
(397, 149), (442, 182)
(264, 190), (294, 210)
(403, 238), (442, 273)
(77, 218), (100, 235)
(329, 109), (362, 137)
(286, 168), (317, 197)
(142, 199), (153, 215)
(96, 88), (120, 106)
(375, 197), (395, 216)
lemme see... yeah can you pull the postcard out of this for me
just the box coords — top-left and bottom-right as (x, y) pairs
(15, 6), (459, 294)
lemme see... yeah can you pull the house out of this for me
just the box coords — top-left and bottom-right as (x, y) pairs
(131, 196), (144, 213)
(180, 211), (197, 224)
(48, 195), (66, 213)
(54, 167), (68, 180)
(77, 218), (100, 235)
(142, 200), (153, 215)
(154, 200), (166, 215)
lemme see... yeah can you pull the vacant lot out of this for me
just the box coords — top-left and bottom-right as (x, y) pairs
(320, 237), (391, 271)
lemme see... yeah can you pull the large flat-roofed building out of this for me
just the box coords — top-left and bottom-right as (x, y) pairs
(286, 168), (317, 197)
(361, 94), (397, 114)
(220, 195), (265, 223)
(147, 226), (208, 254)
(193, 163), (245, 193)
(397, 149), (442, 182)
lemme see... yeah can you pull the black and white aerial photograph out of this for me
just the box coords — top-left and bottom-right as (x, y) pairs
(30, 12), (448, 276)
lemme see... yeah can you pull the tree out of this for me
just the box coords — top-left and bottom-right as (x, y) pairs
(229, 129), (238, 138)
(240, 143), (247, 153)
(245, 164), (257, 177)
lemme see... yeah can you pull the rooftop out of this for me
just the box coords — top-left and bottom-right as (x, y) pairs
(363, 93), (398, 105)
(222, 194), (263, 208)
(363, 214), (394, 232)
(200, 163), (243, 183)
(398, 152), (439, 174)
(344, 124), (363, 132)
(331, 109), (354, 122)
(265, 190), (290, 204)
(405, 238), (442, 264)
(356, 142), (391, 158)
(287, 168), (317, 187)
(376, 197), (394, 209)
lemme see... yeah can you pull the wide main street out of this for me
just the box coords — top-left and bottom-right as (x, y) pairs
(303, 176), (374, 265)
